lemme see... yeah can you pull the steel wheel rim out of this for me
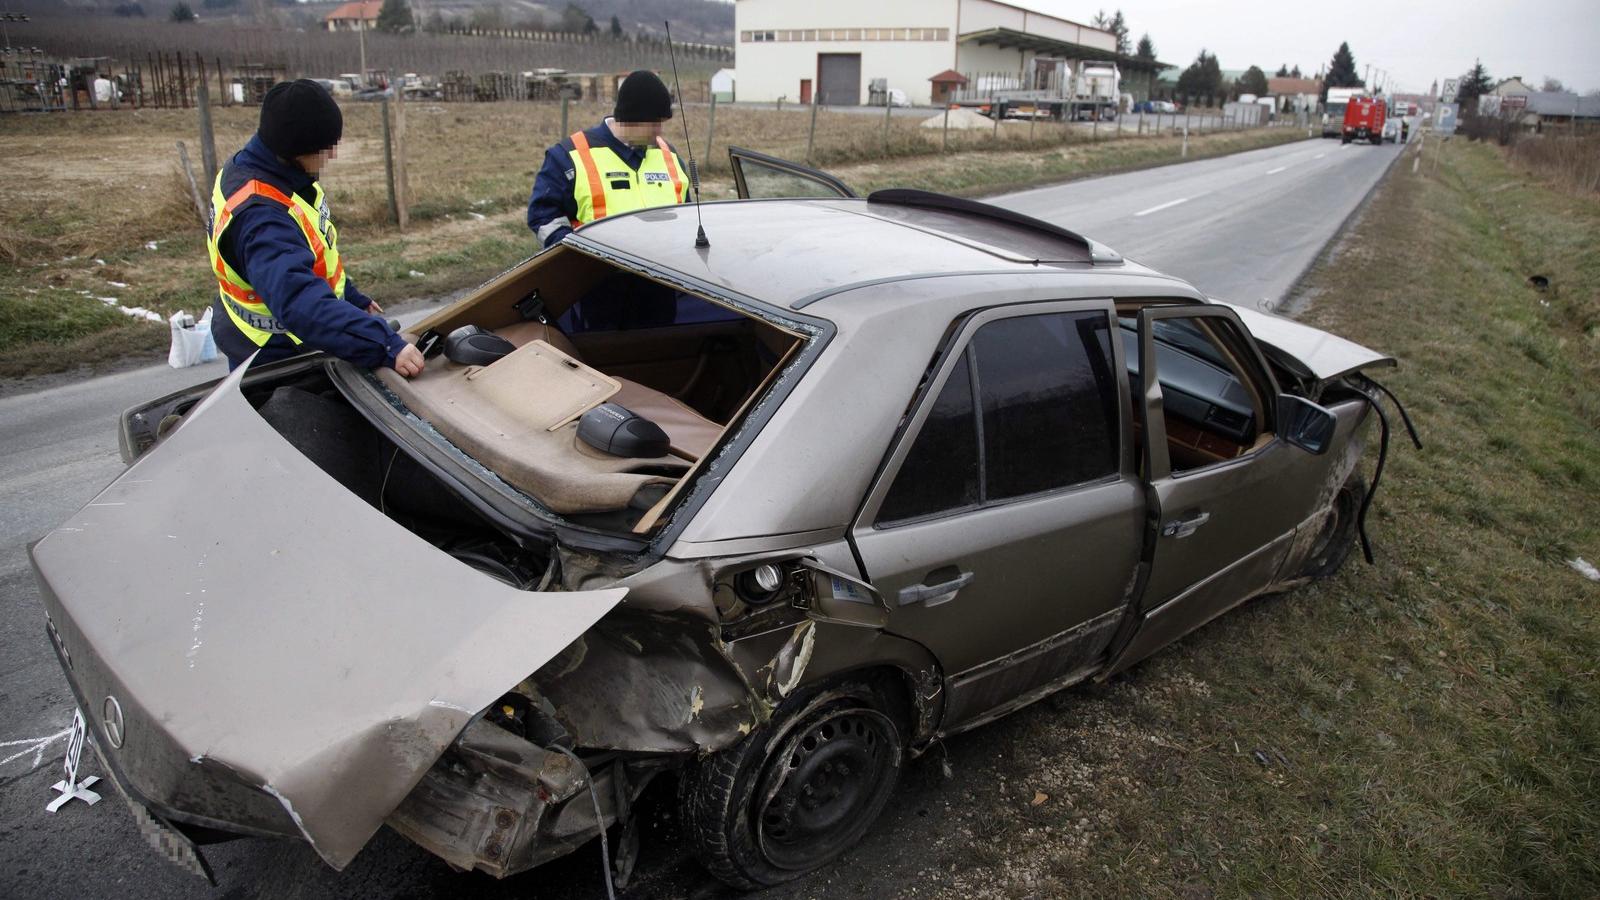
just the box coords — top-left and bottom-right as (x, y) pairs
(754, 705), (898, 871)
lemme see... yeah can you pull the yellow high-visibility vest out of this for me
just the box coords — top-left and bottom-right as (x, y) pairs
(206, 172), (347, 347)
(568, 131), (687, 227)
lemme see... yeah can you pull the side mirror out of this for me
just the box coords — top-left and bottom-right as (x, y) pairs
(1278, 394), (1337, 455)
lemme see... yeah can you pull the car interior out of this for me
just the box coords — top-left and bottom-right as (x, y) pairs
(375, 246), (805, 533)
(1116, 304), (1273, 474)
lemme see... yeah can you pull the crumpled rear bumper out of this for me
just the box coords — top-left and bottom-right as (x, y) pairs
(386, 718), (647, 879)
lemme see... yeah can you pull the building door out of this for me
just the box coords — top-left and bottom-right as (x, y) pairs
(817, 53), (861, 106)
(800, 78), (812, 105)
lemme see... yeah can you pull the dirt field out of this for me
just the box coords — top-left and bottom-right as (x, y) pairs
(0, 100), (1300, 376)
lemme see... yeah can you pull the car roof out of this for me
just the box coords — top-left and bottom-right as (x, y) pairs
(569, 196), (1176, 315)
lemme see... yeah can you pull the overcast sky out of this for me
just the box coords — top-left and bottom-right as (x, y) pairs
(1020, 0), (1598, 94)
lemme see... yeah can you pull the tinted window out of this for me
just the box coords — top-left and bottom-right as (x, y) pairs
(972, 313), (1119, 499)
(877, 353), (980, 523)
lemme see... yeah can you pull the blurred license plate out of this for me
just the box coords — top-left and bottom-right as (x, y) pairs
(91, 744), (215, 884)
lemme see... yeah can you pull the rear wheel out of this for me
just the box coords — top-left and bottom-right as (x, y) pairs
(679, 680), (904, 890)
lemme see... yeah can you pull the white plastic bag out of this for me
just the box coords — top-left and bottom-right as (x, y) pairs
(167, 308), (218, 368)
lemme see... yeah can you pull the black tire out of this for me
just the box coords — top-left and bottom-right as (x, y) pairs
(1299, 475), (1365, 581)
(679, 680), (904, 890)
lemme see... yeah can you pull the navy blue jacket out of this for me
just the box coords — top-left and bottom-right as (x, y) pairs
(526, 121), (678, 248)
(211, 136), (408, 371)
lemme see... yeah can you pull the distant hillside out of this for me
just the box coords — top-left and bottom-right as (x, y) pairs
(13, 0), (733, 46)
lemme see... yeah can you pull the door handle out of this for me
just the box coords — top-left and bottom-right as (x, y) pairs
(1161, 511), (1211, 539)
(898, 571), (975, 607)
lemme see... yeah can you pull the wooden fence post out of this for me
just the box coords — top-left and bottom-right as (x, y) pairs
(382, 95), (409, 230)
(393, 91), (409, 226)
(196, 55), (217, 189)
(176, 141), (209, 232)
(805, 98), (819, 164)
(883, 97), (892, 154)
(706, 93), (717, 160)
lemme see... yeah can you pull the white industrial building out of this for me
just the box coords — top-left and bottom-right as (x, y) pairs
(733, 0), (1167, 107)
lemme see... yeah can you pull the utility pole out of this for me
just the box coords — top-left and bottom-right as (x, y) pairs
(358, 18), (368, 84)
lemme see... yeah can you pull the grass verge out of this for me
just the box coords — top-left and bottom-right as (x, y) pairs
(0, 100), (1302, 379)
(906, 137), (1599, 898)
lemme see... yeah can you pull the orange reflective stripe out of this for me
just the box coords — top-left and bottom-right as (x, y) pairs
(214, 179), (340, 291)
(656, 136), (685, 202)
(214, 180), (296, 237)
(569, 131), (608, 221)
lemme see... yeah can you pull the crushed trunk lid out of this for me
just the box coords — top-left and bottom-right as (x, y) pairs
(31, 363), (625, 871)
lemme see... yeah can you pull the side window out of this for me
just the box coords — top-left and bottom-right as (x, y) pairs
(974, 314), (1119, 499)
(876, 310), (1120, 526)
(877, 353), (980, 523)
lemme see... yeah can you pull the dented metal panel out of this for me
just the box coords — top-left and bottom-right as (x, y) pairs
(1212, 298), (1397, 383)
(31, 363), (625, 870)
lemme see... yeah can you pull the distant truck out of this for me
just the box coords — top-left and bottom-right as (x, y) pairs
(1323, 86), (1365, 137)
(955, 61), (1120, 121)
(1341, 95), (1386, 144)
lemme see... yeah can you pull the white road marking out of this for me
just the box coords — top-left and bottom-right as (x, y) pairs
(0, 725), (73, 770)
(1314, 153), (1327, 159)
(1267, 166), (1287, 175)
(1133, 197), (1189, 217)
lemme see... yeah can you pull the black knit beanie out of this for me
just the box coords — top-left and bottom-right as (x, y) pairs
(613, 70), (674, 123)
(259, 79), (343, 159)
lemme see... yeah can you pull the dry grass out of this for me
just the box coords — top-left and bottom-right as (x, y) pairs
(1509, 132), (1600, 194)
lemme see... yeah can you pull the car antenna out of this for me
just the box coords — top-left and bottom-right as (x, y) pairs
(664, 20), (709, 248)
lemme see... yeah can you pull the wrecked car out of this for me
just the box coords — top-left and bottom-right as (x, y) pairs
(32, 148), (1416, 891)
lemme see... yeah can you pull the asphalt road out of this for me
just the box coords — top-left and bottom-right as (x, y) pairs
(0, 134), (1404, 899)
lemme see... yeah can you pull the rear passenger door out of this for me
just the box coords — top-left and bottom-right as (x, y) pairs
(850, 302), (1145, 733)
(728, 147), (856, 199)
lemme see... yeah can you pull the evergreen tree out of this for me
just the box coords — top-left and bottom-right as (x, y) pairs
(1109, 9), (1130, 55)
(559, 2), (594, 34)
(1135, 33), (1155, 61)
(169, 1), (196, 22)
(1458, 59), (1492, 112)
(1321, 41), (1362, 100)
(1238, 65), (1268, 97)
(376, 0), (413, 34)
(1176, 50), (1223, 105)
(1291, 64), (1302, 78)
(609, 14), (623, 39)
(1275, 64), (1289, 77)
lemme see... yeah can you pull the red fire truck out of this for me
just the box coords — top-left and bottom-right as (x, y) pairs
(1341, 95), (1386, 145)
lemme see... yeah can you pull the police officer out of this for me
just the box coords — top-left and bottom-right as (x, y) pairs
(526, 70), (688, 248)
(208, 79), (424, 376)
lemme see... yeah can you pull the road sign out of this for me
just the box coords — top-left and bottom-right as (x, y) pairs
(45, 709), (101, 812)
(1435, 103), (1458, 135)
(1441, 78), (1459, 102)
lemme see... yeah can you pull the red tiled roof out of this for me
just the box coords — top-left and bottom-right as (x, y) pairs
(1267, 76), (1321, 95)
(928, 69), (969, 84)
(325, 0), (382, 22)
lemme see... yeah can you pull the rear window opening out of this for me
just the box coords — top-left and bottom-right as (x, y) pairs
(359, 244), (806, 538)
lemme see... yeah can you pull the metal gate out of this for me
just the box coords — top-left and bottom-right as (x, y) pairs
(817, 53), (861, 106)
